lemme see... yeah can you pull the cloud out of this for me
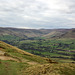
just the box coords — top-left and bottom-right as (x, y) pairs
(0, 0), (75, 29)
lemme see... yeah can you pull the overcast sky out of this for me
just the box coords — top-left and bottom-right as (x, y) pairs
(0, 0), (75, 29)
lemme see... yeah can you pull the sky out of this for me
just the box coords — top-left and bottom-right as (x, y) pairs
(0, 0), (75, 29)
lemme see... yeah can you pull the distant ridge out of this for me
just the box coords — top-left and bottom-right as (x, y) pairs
(0, 27), (75, 39)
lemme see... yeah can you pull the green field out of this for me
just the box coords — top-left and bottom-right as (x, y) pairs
(1, 37), (75, 62)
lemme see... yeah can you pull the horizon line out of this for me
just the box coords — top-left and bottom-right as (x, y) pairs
(0, 27), (75, 30)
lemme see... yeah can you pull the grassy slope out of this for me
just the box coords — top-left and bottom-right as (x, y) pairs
(0, 41), (75, 75)
(0, 41), (50, 64)
(0, 41), (50, 75)
(24, 63), (75, 75)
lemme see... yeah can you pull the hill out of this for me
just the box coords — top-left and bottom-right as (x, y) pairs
(0, 27), (75, 41)
(43, 29), (75, 38)
(0, 41), (50, 64)
(61, 29), (75, 38)
(0, 27), (45, 38)
(0, 41), (75, 75)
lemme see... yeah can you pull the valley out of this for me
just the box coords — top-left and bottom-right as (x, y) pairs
(0, 27), (75, 75)
(0, 27), (75, 62)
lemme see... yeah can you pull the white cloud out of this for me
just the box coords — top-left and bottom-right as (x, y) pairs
(0, 0), (75, 29)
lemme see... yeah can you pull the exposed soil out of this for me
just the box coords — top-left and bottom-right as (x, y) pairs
(0, 56), (19, 62)
(0, 50), (39, 65)
(0, 50), (5, 55)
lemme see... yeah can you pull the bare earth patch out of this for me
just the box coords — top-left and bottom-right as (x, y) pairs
(0, 56), (19, 62)
(0, 50), (5, 55)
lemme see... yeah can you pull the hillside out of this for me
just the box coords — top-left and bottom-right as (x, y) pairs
(0, 41), (50, 64)
(43, 29), (75, 38)
(62, 29), (75, 38)
(0, 27), (45, 38)
(0, 41), (75, 75)
(0, 28), (75, 41)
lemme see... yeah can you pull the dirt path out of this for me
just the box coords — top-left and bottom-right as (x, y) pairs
(0, 50), (19, 62)
(0, 50), (39, 65)
(0, 54), (39, 65)
(0, 56), (20, 62)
